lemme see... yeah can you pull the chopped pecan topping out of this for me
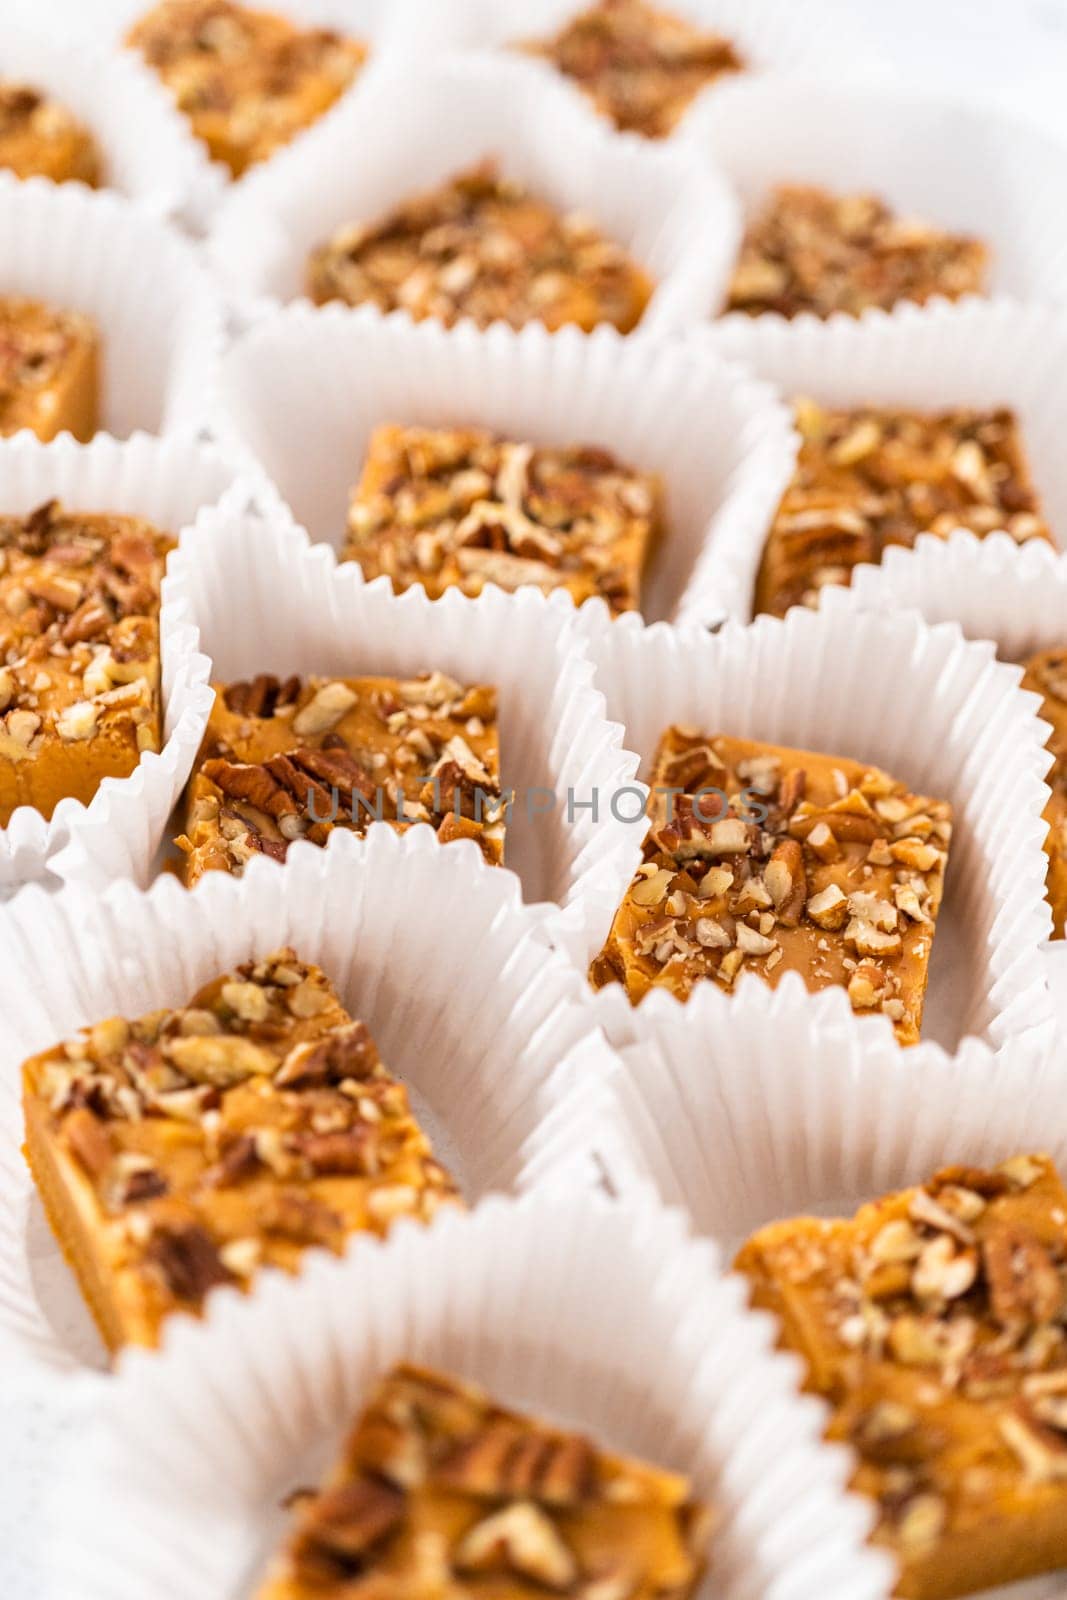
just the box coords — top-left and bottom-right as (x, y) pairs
(146, 1222), (235, 1305)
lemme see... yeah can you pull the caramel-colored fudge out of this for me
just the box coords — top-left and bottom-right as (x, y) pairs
(523, 0), (744, 139)
(756, 401), (1052, 617)
(256, 1363), (713, 1600)
(22, 949), (459, 1352)
(177, 670), (505, 883)
(0, 81), (101, 185)
(127, 0), (366, 179)
(1021, 647), (1067, 940)
(589, 726), (952, 1045)
(344, 424), (662, 615)
(0, 298), (99, 443)
(736, 1155), (1067, 1600)
(307, 160), (653, 333)
(0, 500), (168, 825)
(726, 185), (988, 320)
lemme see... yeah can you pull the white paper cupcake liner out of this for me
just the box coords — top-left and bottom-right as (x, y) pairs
(214, 307), (795, 630)
(0, 837), (605, 1375)
(572, 594), (1057, 1060)
(0, 431), (248, 889)
(205, 54), (740, 332)
(51, 1191), (893, 1600)
(700, 298), (1067, 623)
(0, 178), (224, 438)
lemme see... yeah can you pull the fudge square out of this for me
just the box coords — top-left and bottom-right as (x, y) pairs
(589, 726), (953, 1046)
(0, 80), (101, 185)
(0, 297), (99, 442)
(1021, 646), (1067, 940)
(0, 500), (169, 825)
(22, 949), (459, 1352)
(255, 1363), (713, 1600)
(344, 424), (662, 615)
(177, 670), (506, 884)
(755, 401), (1053, 618)
(522, 0), (745, 140)
(726, 184), (988, 321)
(127, 0), (366, 179)
(736, 1155), (1067, 1600)
(306, 160), (653, 334)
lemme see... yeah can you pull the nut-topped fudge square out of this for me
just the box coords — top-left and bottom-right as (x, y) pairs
(255, 1362), (713, 1600)
(306, 160), (653, 333)
(522, 0), (744, 140)
(0, 297), (99, 442)
(127, 0), (366, 179)
(177, 670), (505, 883)
(0, 499), (169, 825)
(736, 1155), (1067, 1600)
(755, 401), (1052, 618)
(22, 949), (459, 1352)
(1021, 646), (1067, 940)
(589, 726), (952, 1045)
(0, 81), (101, 185)
(344, 424), (662, 615)
(726, 185), (988, 321)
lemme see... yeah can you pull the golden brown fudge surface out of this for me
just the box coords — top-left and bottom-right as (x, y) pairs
(726, 185), (988, 321)
(0, 499), (169, 825)
(344, 424), (661, 615)
(306, 160), (653, 334)
(0, 297), (98, 443)
(522, 0), (744, 139)
(255, 1362), (713, 1600)
(177, 670), (505, 883)
(736, 1155), (1067, 1600)
(127, 0), (366, 178)
(0, 81), (101, 185)
(22, 949), (460, 1352)
(756, 401), (1052, 617)
(589, 726), (952, 1045)
(1021, 646), (1067, 940)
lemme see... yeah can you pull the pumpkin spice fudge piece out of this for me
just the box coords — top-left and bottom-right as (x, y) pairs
(0, 500), (169, 825)
(344, 424), (662, 614)
(0, 297), (99, 443)
(736, 1154), (1067, 1600)
(0, 81), (101, 185)
(589, 726), (952, 1045)
(725, 184), (988, 320)
(1021, 646), (1067, 940)
(22, 949), (460, 1352)
(255, 1362), (713, 1600)
(755, 401), (1052, 618)
(127, 0), (366, 179)
(522, 0), (744, 140)
(176, 670), (506, 882)
(306, 160), (653, 333)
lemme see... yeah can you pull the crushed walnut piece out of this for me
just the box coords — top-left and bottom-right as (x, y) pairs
(725, 184), (988, 321)
(255, 1363), (713, 1600)
(176, 671), (506, 883)
(737, 1155), (1067, 1599)
(0, 81), (101, 185)
(344, 424), (662, 615)
(127, 0), (366, 179)
(589, 726), (952, 1045)
(755, 400), (1053, 617)
(521, 0), (744, 139)
(0, 500), (170, 824)
(21, 949), (460, 1351)
(1021, 646), (1067, 940)
(0, 297), (99, 442)
(306, 159), (653, 333)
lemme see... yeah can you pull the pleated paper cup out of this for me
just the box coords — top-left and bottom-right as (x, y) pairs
(0, 431), (246, 888)
(0, 839), (603, 1374)
(215, 308), (795, 629)
(0, 179), (224, 438)
(52, 1192), (893, 1600)
(205, 54), (740, 332)
(573, 593), (1057, 1059)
